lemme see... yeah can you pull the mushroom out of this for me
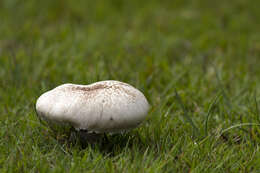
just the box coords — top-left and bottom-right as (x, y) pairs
(36, 80), (149, 142)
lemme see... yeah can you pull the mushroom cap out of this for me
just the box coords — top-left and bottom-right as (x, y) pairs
(36, 80), (149, 133)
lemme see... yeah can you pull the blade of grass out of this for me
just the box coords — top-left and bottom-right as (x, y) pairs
(254, 90), (260, 123)
(174, 89), (199, 137)
(204, 92), (222, 136)
(218, 123), (260, 137)
(161, 71), (186, 97)
(214, 66), (232, 110)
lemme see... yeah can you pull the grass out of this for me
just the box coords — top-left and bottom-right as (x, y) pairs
(1, 0), (260, 172)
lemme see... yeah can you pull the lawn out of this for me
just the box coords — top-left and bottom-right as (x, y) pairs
(1, 0), (260, 172)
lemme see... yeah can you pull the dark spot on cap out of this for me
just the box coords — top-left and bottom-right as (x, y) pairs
(72, 84), (108, 92)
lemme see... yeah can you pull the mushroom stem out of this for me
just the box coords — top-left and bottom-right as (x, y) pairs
(78, 130), (103, 143)
(103, 133), (110, 143)
(69, 129), (103, 147)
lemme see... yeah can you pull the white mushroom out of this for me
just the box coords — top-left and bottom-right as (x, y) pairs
(36, 80), (149, 135)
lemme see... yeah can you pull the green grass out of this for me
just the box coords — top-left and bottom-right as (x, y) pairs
(1, 0), (260, 172)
